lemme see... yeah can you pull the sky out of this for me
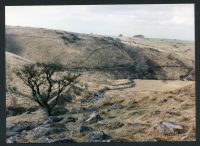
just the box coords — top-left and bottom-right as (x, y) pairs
(6, 4), (194, 41)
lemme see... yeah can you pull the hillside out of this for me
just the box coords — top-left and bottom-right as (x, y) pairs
(6, 26), (195, 143)
(6, 26), (195, 80)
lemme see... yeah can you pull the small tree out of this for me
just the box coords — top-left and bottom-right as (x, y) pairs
(16, 62), (80, 116)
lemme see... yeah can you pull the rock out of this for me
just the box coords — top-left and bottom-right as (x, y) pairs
(126, 100), (136, 109)
(102, 139), (112, 142)
(62, 116), (77, 123)
(36, 136), (74, 143)
(51, 106), (68, 116)
(70, 108), (79, 114)
(154, 121), (184, 135)
(44, 116), (64, 124)
(6, 121), (33, 132)
(89, 91), (106, 102)
(150, 110), (161, 116)
(79, 113), (90, 122)
(6, 106), (38, 117)
(127, 123), (150, 130)
(85, 112), (102, 122)
(166, 111), (181, 116)
(7, 135), (19, 143)
(107, 121), (124, 130)
(79, 107), (88, 112)
(6, 133), (27, 143)
(87, 106), (98, 112)
(32, 125), (67, 140)
(78, 125), (93, 133)
(110, 138), (130, 142)
(107, 104), (123, 111)
(79, 106), (98, 113)
(26, 111), (32, 114)
(87, 131), (106, 142)
(80, 98), (88, 103)
(46, 137), (74, 143)
(6, 131), (19, 138)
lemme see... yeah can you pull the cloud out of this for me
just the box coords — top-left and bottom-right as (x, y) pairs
(6, 4), (194, 40)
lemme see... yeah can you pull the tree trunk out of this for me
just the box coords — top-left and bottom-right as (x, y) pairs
(46, 106), (52, 116)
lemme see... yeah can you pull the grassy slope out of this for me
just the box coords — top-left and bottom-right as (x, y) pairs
(6, 26), (195, 142)
(6, 26), (195, 80)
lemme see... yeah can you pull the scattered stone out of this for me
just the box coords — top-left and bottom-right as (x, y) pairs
(127, 123), (150, 129)
(62, 116), (77, 123)
(79, 107), (88, 112)
(109, 138), (130, 142)
(70, 108), (79, 114)
(6, 106), (38, 117)
(85, 112), (102, 122)
(44, 116), (64, 124)
(87, 106), (98, 112)
(87, 131), (106, 142)
(107, 121), (124, 130)
(102, 139), (112, 142)
(78, 125), (93, 133)
(32, 125), (67, 140)
(6, 132), (27, 143)
(7, 135), (20, 143)
(51, 106), (68, 116)
(79, 113), (91, 122)
(26, 111), (32, 114)
(6, 131), (19, 138)
(154, 121), (184, 135)
(46, 137), (74, 143)
(166, 111), (181, 116)
(79, 98), (88, 103)
(78, 106), (98, 113)
(6, 121), (34, 133)
(150, 110), (161, 116)
(126, 100), (137, 109)
(107, 103), (123, 111)
(146, 138), (162, 142)
(89, 90), (106, 102)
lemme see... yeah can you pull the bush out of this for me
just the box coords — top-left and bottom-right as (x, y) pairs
(16, 62), (80, 116)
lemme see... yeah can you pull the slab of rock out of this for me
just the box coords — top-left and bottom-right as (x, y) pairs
(6, 131), (20, 138)
(70, 108), (79, 114)
(37, 136), (74, 143)
(154, 121), (184, 135)
(107, 121), (124, 130)
(85, 112), (102, 122)
(32, 125), (67, 140)
(87, 131), (106, 142)
(89, 91), (106, 102)
(62, 116), (77, 123)
(78, 125), (93, 133)
(6, 132), (28, 143)
(146, 138), (163, 142)
(44, 116), (64, 124)
(166, 111), (181, 116)
(6, 121), (34, 133)
(107, 104), (123, 111)
(46, 137), (74, 143)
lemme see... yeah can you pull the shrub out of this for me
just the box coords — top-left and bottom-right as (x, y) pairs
(16, 62), (80, 116)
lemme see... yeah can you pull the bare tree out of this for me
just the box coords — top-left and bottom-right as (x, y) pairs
(16, 62), (80, 116)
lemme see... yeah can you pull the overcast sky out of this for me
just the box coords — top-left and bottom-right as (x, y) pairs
(6, 4), (194, 41)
